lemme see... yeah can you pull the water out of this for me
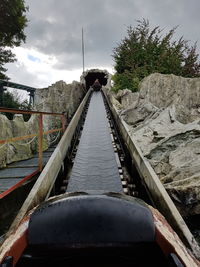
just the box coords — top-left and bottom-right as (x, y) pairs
(186, 215), (200, 245)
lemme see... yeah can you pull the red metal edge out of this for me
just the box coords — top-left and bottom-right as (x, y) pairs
(0, 170), (40, 199)
(149, 206), (200, 267)
(0, 215), (30, 266)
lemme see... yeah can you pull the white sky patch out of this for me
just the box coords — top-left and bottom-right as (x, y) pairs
(13, 46), (57, 71)
(10, 47), (84, 88)
(7, 47), (114, 89)
(7, 88), (29, 102)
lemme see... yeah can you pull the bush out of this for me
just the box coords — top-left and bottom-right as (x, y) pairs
(112, 19), (200, 92)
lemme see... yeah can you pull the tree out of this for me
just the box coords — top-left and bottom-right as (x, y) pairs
(0, 0), (28, 80)
(112, 19), (200, 92)
(1, 90), (31, 120)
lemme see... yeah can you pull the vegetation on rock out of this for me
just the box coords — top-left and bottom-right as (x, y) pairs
(112, 19), (200, 92)
(0, 0), (28, 80)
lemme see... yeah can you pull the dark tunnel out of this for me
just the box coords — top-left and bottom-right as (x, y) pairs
(84, 72), (108, 90)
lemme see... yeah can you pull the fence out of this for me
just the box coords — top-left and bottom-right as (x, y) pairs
(0, 107), (65, 198)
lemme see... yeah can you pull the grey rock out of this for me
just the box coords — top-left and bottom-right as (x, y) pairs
(109, 73), (200, 217)
(0, 80), (85, 169)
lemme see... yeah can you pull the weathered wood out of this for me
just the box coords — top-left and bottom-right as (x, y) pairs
(5, 89), (91, 235)
(103, 88), (200, 258)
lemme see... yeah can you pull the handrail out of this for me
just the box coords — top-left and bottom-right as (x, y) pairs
(0, 170), (39, 199)
(0, 108), (66, 172)
(0, 80), (36, 92)
(3, 88), (92, 235)
(0, 107), (63, 116)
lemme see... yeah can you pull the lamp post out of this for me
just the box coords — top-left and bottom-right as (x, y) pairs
(82, 27), (85, 73)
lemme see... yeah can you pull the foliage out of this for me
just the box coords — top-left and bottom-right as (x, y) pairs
(0, 0), (28, 80)
(112, 19), (200, 92)
(0, 90), (31, 120)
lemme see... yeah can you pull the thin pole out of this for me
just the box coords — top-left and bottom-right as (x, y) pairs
(38, 114), (43, 171)
(82, 27), (85, 73)
(61, 114), (66, 133)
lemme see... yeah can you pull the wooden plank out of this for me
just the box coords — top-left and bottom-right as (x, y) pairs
(103, 89), (200, 258)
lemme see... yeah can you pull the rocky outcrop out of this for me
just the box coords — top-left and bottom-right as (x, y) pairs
(34, 80), (85, 118)
(34, 80), (85, 135)
(0, 114), (38, 168)
(109, 73), (200, 217)
(0, 80), (85, 169)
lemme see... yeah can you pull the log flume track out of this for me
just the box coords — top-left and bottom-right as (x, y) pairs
(67, 91), (122, 193)
(0, 89), (199, 267)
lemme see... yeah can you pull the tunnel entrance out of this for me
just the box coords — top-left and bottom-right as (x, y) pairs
(84, 72), (108, 90)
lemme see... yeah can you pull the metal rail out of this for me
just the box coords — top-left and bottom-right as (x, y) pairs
(0, 170), (39, 199)
(0, 80), (36, 106)
(0, 107), (63, 116)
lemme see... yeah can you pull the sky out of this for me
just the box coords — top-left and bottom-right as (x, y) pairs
(5, 0), (200, 89)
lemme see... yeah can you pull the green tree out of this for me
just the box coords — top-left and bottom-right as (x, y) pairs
(1, 90), (31, 120)
(112, 19), (200, 92)
(0, 0), (28, 80)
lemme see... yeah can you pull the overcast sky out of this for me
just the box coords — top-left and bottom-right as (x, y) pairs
(5, 0), (200, 88)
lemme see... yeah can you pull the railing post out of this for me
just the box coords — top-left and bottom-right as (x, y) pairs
(38, 114), (43, 171)
(61, 114), (66, 133)
(0, 85), (6, 107)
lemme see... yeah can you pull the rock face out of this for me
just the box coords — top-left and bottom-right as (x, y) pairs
(110, 73), (200, 217)
(0, 114), (38, 168)
(34, 80), (85, 134)
(34, 80), (85, 118)
(0, 80), (85, 169)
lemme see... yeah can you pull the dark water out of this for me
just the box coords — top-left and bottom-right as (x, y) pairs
(186, 215), (200, 245)
(67, 91), (123, 193)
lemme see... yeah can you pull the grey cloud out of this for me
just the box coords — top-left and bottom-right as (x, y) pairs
(6, 0), (200, 86)
(5, 63), (41, 87)
(23, 0), (141, 68)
